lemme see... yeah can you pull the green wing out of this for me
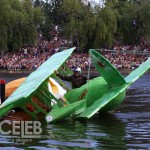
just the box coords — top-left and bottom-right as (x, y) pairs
(125, 57), (150, 84)
(46, 100), (86, 123)
(90, 49), (126, 87)
(78, 84), (128, 119)
(0, 47), (75, 109)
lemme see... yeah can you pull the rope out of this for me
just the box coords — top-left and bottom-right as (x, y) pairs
(85, 53), (92, 101)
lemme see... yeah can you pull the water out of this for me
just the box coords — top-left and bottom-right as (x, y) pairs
(0, 72), (150, 149)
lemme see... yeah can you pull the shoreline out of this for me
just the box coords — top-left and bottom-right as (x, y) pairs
(0, 68), (150, 76)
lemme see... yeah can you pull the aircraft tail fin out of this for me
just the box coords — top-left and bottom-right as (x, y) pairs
(90, 49), (126, 87)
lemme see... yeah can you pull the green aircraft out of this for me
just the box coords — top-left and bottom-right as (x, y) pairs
(0, 47), (149, 123)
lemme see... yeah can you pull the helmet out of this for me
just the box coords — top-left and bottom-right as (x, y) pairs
(74, 67), (81, 72)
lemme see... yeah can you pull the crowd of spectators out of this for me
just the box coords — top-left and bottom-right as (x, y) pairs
(0, 33), (149, 72)
(113, 41), (150, 54)
(0, 37), (71, 70)
(66, 51), (148, 71)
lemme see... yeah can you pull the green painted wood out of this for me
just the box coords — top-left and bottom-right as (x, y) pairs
(46, 100), (86, 123)
(0, 104), (15, 118)
(43, 86), (64, 107)
(125, 57), (150, 84)
(30, 99), (47, 115)
(36, 93), (52, 109)
(1, 47), (75, 107)
(21, 107), (37, 119)
(78, 84), (128, 119)
(58, 63), (73, 76)
(65, 77), (109, 108)
(90, 49), (126, 87)
(1, 48), (149, 122)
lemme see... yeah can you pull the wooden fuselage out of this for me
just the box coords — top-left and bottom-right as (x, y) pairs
(65, 77), (126, 112)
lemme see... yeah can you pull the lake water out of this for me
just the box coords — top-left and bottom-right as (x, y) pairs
(0, 72), (150, 149)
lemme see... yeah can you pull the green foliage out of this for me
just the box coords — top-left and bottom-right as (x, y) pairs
(1, 0), (150, 53)
(61, 0), (150, 48)
(33, 0), (62, 40)
(139, 1), (150, 36)
(109, 0), (150, 44)
(58, 0), (118, 49)
(0, 0), (44, 53)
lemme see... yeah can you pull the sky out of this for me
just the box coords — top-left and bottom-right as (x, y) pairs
(94, 0), (100, 3)
(89, 0), (105, 6)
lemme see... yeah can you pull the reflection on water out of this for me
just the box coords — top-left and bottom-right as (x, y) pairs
(0, 72), (150, 149)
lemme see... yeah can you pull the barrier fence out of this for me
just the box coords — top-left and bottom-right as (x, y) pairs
(94, 49), (150, 56)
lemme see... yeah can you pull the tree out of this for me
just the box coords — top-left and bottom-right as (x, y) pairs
(0, 0), (44, 54)
(33, 0), (62, 40)
(58, 0), (118, 50)
(106, 0), (150, 44)
(139, 1), (150, 37)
